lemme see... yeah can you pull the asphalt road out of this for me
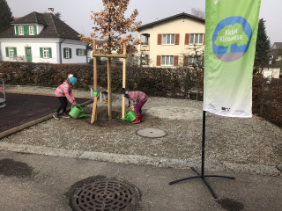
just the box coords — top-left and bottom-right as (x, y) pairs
(0, 150), (281, 211)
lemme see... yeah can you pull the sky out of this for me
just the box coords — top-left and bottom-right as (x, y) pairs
(6, 0), (282, 45)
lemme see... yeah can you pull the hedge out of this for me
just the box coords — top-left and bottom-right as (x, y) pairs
(1, 61), (281, 127)
(0, 61), (203, 99)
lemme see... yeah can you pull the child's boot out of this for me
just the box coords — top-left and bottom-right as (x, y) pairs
(62, 112), (70, 118)
(132, 115), (141, 124)
(53, 112), (59, 120)
(140, 114), (144, 122)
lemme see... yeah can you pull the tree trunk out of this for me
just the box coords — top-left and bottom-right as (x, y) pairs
(107, 8), (112, 121)
(107, 58), (112, 120)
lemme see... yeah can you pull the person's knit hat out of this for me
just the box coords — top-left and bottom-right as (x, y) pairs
(122, 88), (131, 107)
(70, 77), (77, 85)
(122, 88), (129, 97)
(68, 74), (74, 79)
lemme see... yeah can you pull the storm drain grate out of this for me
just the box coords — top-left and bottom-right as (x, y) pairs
(71, 180), (139, 211)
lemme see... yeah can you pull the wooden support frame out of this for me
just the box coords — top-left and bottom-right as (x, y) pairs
(122, 43), (126, 119)
(91, 39), (98, 123)
(91, 39), (127, 123)
(92, 53), (127, 58)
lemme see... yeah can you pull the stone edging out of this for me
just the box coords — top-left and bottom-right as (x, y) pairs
(0, 99), (93, 139)
(5, 91), (92, 99)
(0, 141), (280, 177)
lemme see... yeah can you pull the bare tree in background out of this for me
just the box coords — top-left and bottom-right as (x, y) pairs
(191, 8), (205, 19)
(181, 44), (204, 100)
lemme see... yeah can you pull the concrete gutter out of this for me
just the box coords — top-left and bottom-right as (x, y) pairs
(0, 141), (280, 177)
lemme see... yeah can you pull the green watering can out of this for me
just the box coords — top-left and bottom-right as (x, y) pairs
(120, 108), (136, 122)
(69, 104), (91, 119)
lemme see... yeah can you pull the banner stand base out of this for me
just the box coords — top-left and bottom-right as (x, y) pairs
(168, 111), (235, 199)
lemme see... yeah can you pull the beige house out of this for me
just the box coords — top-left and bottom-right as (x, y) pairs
(137, 12), (205, 67)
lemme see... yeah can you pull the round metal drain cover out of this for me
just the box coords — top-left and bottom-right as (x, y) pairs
(136, 128), (167, 138)
(71, 180), (139, 211)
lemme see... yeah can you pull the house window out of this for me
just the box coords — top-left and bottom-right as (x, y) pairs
(65, 48), (70, 58)
(161, 55), (174, 66)
(189, 56), (202, 65)
(141, 55), (149, 65)
(43, 48), (49, 58)
(18, 26), (24, 35)
(29, 26), (34, 35)
(76, 49), (86, 56)
(162, 34), (175, 45)
(9, 47), (14, 57)
(190, 34), (204, 44)
(78, 49), (85, 56)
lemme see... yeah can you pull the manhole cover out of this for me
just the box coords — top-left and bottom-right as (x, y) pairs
(136, 128), (167, 138)
(71, 180), (139, 211)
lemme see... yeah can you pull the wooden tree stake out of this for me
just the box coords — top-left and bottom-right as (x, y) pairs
(107, 57), (112, 120)
(91, 39), (98, 123)
(122, 43), (126, 119)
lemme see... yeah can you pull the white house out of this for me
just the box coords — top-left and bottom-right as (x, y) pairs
(0, 11), (88, 64)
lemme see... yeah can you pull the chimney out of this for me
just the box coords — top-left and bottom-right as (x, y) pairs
(48, 8), (54, 14)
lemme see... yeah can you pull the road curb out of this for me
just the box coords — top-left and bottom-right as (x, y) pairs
(0, 99), (93, 140)
(0, 141), (280, 177)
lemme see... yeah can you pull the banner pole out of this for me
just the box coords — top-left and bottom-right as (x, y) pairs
(201, 110), (206, 178)
(169, 110), (235, 199)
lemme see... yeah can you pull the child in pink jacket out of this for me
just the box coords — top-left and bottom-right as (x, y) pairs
(53, 75), (77, 120)
(122, 88), (147, 124)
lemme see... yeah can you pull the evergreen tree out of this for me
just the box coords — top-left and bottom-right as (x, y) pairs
(254, 18), (271, 74)
(0, 0), (14, 33)
(54, 12), (62, 19)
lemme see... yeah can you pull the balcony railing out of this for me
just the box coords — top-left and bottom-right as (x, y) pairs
(140, 43), (150, 51)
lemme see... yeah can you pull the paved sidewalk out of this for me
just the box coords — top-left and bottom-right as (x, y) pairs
(0, 149), (281, 211)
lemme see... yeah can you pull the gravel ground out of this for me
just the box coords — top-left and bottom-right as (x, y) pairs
(2, 86), (282, 168)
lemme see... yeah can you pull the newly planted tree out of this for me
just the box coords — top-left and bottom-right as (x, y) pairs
(79, 0), (141, 119)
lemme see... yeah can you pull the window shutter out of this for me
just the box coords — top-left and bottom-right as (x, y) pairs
(174, 55), (178, 66)
(76, 49), (79, 55)
(5, 47), (9, 57)
(16, 26), (19, 35)
(13, 48), (17, 56)
(185, 34), (190, 45)
(70, 49), (72, 58)
(49, 48), (52, 58)
(24, 26), (29, 35)
(175, 34), (180, 45)
(184, 56), (189, 66)
(40, 48), (43, 58)
(203, 33), (205, 45)
(157, 34), (162, 45)
(84, 50), (87, 56)
(34, 25), (37, 35)
(156, 55), (161, 66)
(63, 48), (66, 58)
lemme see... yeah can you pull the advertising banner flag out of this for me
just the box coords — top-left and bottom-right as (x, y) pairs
(203, 0), (261, 117)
